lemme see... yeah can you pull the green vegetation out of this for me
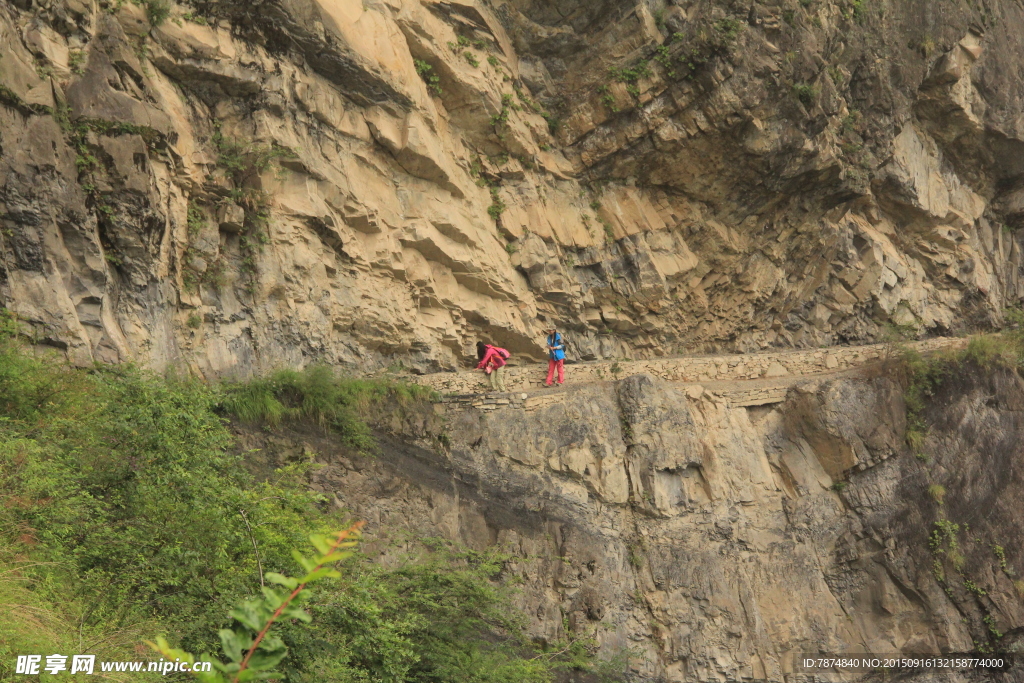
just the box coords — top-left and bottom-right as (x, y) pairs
(626, 541), (644, 569)
(144, 0), (171, 26)
(488, 187), (506, 221)
(414, 60), (443, 97)
(900, 311), (1024, 460)
(992, 544), (1008, 573)
(653, 45), (675, 78)
(69, 50), (86, 75)
(927, 484), (946, 504)
(152, 523), (365, 683)
(608, 61), (653, 100)
(181, 11), (210, 25)
(221, 364), (434, 455)
(793, 83), (818, 107)
(211, 123), (294, 291)
(0, 313), (620, 682)
(597, 85), (618, 112)
(463, 52), (480, 68)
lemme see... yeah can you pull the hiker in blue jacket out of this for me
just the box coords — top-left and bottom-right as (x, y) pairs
(545, 327), (565, 386)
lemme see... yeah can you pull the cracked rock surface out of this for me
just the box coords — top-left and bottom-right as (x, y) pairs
(3, 0), (1024, 376)
(240, 363), (1024, 681)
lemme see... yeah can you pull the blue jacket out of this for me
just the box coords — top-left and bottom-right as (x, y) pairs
(547, 333), (565, 361)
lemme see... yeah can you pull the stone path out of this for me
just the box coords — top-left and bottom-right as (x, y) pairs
(414, 337), (968, 411)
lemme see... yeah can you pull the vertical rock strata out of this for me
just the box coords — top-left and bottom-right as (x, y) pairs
(2, 0), (1024, 375)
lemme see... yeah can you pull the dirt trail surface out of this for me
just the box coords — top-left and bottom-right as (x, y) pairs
(414, 337), (968, 402)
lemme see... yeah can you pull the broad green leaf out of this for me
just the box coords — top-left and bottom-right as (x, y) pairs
(264, 572), (299, 589)
(291, 548), (317, 572)
(308, 533), (333, 555)
(219, 628), (251, 663)
(280, 603), (312, 623)
(300, 567), (341, 584)
(314, 550), (353, 565)
(259, 586), (286, 609)
(229, 602), (267, 632)
(212, 660), (241, 674)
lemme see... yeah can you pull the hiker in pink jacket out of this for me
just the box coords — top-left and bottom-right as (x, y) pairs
(476, 342), (509, 392)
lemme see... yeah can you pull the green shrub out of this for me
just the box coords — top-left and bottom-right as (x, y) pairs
(0, 314), (616, 682)
(793, 83), (818, 106)
(962, 334), (1023, 369)
(0, 337), (324, 666)
(145, 0), (171, 26)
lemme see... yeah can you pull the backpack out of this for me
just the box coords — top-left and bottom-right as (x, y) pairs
(492, 346), (510, 360)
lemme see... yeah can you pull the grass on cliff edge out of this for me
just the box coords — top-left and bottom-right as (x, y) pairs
(899, 309), (1024, 458)
(0, 317), (611, 682)
(220, 364), (436, 454)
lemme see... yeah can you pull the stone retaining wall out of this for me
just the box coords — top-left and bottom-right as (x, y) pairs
(438, 382), (794, 413)
(414, 337), (967, 395)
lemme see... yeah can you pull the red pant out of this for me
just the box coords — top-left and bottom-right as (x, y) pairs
(546, 359), (564, 385)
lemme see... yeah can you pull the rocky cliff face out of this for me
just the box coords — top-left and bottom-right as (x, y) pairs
(2, 0), (1024, 376)
(240, 361), (1024, 681)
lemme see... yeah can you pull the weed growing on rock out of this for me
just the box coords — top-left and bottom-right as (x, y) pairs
(488, 188), (506, 221)
(211, 122), (295, 294)
(653, 45), (676, 78)
(597, 85), (618, 112)
(463, 51), (480, 68)
(181, 11), (209, 25)
(144, 0), (171, 26)
(992, 544), (1008, 573)
(793, 83), (818, 106)
(414, 59), (443, 96)
(927, 484), (946, 504)
(68, 50), (86, 75)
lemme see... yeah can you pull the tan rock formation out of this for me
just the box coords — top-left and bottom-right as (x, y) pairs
(3, 0), (1024, 377)
(241, 361), (1024, 681)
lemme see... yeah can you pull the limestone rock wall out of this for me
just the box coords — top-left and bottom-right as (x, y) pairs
(2, 0), (1024, 376)
(241, 364), (1024, 682)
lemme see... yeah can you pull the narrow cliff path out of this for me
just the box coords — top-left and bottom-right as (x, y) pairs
(413, 337), (968, 410)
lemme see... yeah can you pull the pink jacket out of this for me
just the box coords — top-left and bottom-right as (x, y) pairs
(476, 346), (507, 370)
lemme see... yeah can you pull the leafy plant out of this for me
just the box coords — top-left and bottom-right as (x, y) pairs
(150, 523), (365, 683)
(414, 60), (443, 97)
(69, 50), (86, 75)
(596, 85), (618, 112)
(928, 484), (946, 504)
(793, 83), (818, 106)
(488, 188), (506, 221)
(145, 0), (171, 26)
(463, 52), (480, 68)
